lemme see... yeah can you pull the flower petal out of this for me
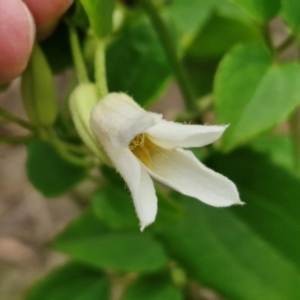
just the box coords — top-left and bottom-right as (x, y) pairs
(146, 120), (228, 149)
(134, 166), (158, 231)
(91, 93), (161, 148)
(146, 148), (243, 207)
(90, 126), (157, 230)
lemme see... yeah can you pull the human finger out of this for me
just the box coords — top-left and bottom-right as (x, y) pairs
(22, 0), (73, 40)
(0, 0), (35, 84)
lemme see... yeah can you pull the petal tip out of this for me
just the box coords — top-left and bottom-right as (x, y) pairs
(236, 200), (246, 206)
(221, 124), (230, 132)
(139, 219), (154, 232)
(225, 197), (245, 207)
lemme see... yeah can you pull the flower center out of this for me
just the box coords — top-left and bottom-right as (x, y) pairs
(129, 133), (159, 167)
(129, 133), (145, 150)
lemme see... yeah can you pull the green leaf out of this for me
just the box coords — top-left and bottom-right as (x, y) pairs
(281, 0), (300, 38)
(54, 209), (110, 239)
(230, 0), (280, 22)
(158, 192), (300, 300)
(252, 135), (294, 171)
(53, 210), (169, 273)
(100, 164), (125, 187)
(207, 148), (300, 271)
(154, 189), (187, 228)
(106, 18), (171, 106)
(26, 142), (86, 197)
(165, 0), (216, 44)
(70, 0), (89, 29)
(92, 184), (139, 230)
(214, 0), (251, 21)
(80, 0), (114, 38)
(184, 13), (262, 97)
(122, 276), (183, 300)
(186, 13), (262, 60)
(91, 182), (185, 230)
(40, 22), (73, 74)
(214, 44), (300, 150)
(26, 262), (109, 300)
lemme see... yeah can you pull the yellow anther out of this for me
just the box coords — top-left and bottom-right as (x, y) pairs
(129, 133), (145, 150)
(129, 133), (160, 168)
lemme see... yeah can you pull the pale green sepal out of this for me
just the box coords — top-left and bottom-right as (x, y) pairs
(21, 43), (57, 126)
(69, 83), (109, 163)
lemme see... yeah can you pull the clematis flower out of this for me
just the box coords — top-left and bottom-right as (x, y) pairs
(90, 93), (243, 230)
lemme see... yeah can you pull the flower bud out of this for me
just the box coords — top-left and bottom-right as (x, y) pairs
(21, 44), (57, 126)
(69, 82), (108, 162)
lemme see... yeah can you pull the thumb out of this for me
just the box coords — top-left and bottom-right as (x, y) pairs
(0, 0), (35, 85)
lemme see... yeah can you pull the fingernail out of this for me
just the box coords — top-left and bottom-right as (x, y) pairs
(20, 0), (36, 48)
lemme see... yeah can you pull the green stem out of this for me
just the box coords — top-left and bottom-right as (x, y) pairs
(68, 24), (89, 83)
(138, 0), (196, 110)
(87, 173), (105, 185)
(47, 128), (94, 168)
(289, 108), (300, 175)
(0, 135), (34, 144)
(0, 107), (33, 130)
(0, 84), (9, 93)
(60, 140), (89, 154)
(276, 35), (294, 54)
(95, 38), (108, 98)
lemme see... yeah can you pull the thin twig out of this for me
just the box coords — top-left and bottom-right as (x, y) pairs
(0, 107), (33, 130)
(0, 135), (34, 144)
(276, 35), (295, 54)
(68, 24), (89, 83)
(138, 0), (196, 111)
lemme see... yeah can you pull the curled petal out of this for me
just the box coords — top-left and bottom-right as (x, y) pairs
(146, 148), (243, 207)
(90, 127), (157, 230)
(91, 93), (161, 148)
(147, 120), (228, 149)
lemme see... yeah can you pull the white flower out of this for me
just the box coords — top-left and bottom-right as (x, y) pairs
(90, 93), (243, 230)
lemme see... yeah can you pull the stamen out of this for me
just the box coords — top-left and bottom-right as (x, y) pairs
(129, 133), (160, 168)
(129, 133), (145, 150)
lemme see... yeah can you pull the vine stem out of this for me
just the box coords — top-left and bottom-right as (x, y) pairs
(138, 0), (196, 111)
(276, 35), (294, 54)
(264, 25), (299, 175)
(0, 84), (9, 93)
(60, 141), (90, 154)
(0, 135), (33, 144)
(68, 24), (89, 83)
(289, 108), (300, 175)
(0, 107), (33, 130)
(47, 128), (95, 168)
(95, 38), (108, 98)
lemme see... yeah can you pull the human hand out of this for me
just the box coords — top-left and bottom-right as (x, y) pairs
(0, 0), (73, 85)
